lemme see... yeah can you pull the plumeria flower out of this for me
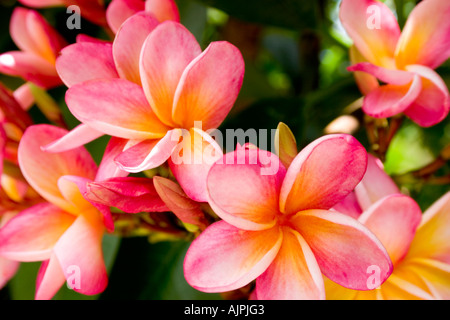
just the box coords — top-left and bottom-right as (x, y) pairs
(46, 17), (242, 202)
(340, 0), (450, 127)
(0, 124), (135, 299)
(184, 135), (394, 299)
(327, 154), (450, 299)
(106, 0), (179, 33)
(17, 0), (108, 27)
(0, 7), (67, 89)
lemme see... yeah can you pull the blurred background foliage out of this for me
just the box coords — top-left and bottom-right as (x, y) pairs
(0, 0), (449, 300)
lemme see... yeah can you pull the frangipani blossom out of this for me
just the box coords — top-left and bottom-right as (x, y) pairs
(326, 154), (450, 299)
(48, 17), (242, 202)
(0, 124), (121, 299)
(184, 135), (393, 300)
(106, 0), (179, 33)
(340, 0), (450, 127)
(0, 8), (67, 89)
(17, 0), (108, 27)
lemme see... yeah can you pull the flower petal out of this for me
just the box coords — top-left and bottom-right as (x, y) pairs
(291, 209), (393, 290)
(280, 134), (367, 214)
(114, 129), (181, 173)
(331, 192), (362, 220)
(139, 21), (202, 127)
(395, 0), (450, 69)
(172, 41), (245, 130)
(339, 0), (400, 67)
(348, 45), (379, 95)
(362, 74), (422, 119)
(18, 125), (97, 210)
(153, 176), (209, 230)
(113, 12), (159, 85)
(10, 8), (66, 64)
(168, 128), (223, 202)
(347, 62), (416, 86)
(66, 79), (170, 139)
(53, 213), (108, 296)
(41, 124), (104, 153)
(0, 203), (74, 261)
(57, 175), (94, 214)
(0, 257), (19, 289)
(85, 177), (168, 214)
(358, 194), (422, 265)
(403, 65), (450, 127)
(405, 258), (450, 300)
(106, 0), (145, 33)
(55, 42), (119, 88)
(145, 0), (179, 22)
(95, 137), (129, 181)
(17, 0), (65, 6)
(35, 254), (66, 300)
(184, 221), (282, 293)
(207, 148), (285, 231)
(354, 154), (400, 210)
(256, 228), (325, 300)
(0, 52), (61, 88)
(408, 191), (450, 264)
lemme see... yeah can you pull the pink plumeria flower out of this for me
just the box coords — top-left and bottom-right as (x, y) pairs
(17, 0), (108, 27)
(0, 8), (67, 89)
(47, 17), (241, 202)
(0, 212), (20, 290)
(0, 124), (129, 299)
(106, 0), (179, 33)
(340, 0), (450, 127)
(327, 155), (450, 299)
(184, 135), (394, 300)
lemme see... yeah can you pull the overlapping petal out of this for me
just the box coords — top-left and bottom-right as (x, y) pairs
(184, 221), (282, 293)
(0, 52), (61, 89)
(35, 254), (66, 300)
(402, 65), (449, 127)
(53, 213), (108, 295)
(18, 125), (97, 212)
(255, 228), (325, 300)
(55, 42), (119, 88)
(66, 79), (170, 139)
(358, 194), (422, 265)
(114, 129), (181, 173)
(339, 0), (400, 68)
(207, 148), (285, 231)
(112, 12), (159, 85)
(139, 21), (201, 127)
(10, 7), (66, 64)
(395, 0), (450, 69)
(291, 209), (392, 290)
(168, 128), (223, 202)
(172, 41), (245, 130)
(407, 192), (450, 264)
(0, 203), (74, 261)
(85, 177), (168, 213)
(354, 154), (400, 210)
(279, 134), (367, 214)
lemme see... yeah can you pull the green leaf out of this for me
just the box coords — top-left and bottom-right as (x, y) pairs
(384, 120), (435, 175)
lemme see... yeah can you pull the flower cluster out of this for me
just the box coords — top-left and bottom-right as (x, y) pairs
(0, 0), (449, 300)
